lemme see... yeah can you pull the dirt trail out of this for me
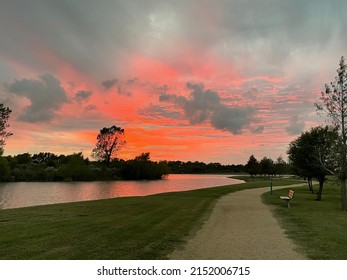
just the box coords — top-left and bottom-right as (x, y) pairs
(168, 184), (307, 259)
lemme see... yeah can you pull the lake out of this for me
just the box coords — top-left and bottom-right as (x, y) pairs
(0, 174), (243, 209)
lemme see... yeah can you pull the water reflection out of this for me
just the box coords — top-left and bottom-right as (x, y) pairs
(0, 174), (243, 209)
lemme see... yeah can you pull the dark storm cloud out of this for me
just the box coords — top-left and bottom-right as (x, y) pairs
(7, 73), (68, 123)
(160, 82), (255, 134)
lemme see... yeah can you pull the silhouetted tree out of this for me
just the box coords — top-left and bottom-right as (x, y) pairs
(0, 104), (12, 154)
(32, 152), (59, 167)
(259, 156), (274, 177)
(91, 125), (126, 166)
(316, 56), (347, 209)
(16, 153), (32, 165)
(0, 157), (10, 181)
(135, 152), (151, 161)
(245, 155), (260, 179)
(287, 126), (338, 201)
(275, 156), (287, 178)
(121, 152), (169, 180)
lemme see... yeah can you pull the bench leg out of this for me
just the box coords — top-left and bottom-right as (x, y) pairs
(287, 200), (290, 208)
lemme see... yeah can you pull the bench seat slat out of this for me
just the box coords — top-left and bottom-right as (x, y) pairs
(279, 190), (295, 208)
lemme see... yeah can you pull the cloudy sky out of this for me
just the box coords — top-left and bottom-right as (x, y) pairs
(0, 0), (346, 164)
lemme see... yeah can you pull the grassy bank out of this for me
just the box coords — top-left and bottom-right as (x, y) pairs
(262, 178), (347, 259)
(0, 176), (300, 260)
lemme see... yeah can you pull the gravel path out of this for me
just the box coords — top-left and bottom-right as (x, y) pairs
(168, 184), (307, 260)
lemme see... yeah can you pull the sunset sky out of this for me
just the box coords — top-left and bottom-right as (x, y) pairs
(0, 0), (346, 164)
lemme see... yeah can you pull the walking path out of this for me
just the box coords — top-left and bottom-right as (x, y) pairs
(168, 184), (307, 259)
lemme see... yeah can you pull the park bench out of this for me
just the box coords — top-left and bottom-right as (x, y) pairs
(280, 190), (295, 208)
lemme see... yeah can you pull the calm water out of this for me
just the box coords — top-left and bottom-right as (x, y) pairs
(0, 174), (243, 209)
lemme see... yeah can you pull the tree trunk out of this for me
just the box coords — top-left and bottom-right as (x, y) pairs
(307, 177), (313, 193)
(316, 177), (324, 201)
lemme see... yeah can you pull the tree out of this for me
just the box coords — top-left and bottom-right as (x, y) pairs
(245, 155), (260, 179)
(259, 156), (274, 178)
(58, 152), (88, 181)
(16, 153), (32, 165)
(135, 152), (151, 162)
(0, 104), (12, 154)
(120, 152), (169, 180)
(275, 156), (287, 179)
(315, 56), (347, 209)
(91, 125), (126, 166)
(0, 156), (10, 181)
(287, 126), (338, 201)
(32, 152), (59, 167)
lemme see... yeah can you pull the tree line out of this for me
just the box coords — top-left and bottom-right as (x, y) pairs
(167, 161), (244, 174)
(0, 150), (263, 182)
(0, 149), (294, 182)
(0, 151), (172, 182)
(245, 155), (290, 179)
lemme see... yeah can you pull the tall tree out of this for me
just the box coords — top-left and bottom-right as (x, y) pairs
(0, 104), (12, 154)
(245, 155), (260, 179)
(287, 126), (338, 201)
(259, 156), (274, 178)
(91, 125), (126, 165)
(275, 156), (287, 178)
(316, 56), (347, 209)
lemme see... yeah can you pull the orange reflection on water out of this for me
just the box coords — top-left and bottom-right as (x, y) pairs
(0, 175), (243, 209)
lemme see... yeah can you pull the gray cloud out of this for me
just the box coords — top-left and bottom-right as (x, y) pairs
(101, 78), (132, 96)
(1, 0), (346, 83)
(285, 116), (305, 135)
(0, 1), (153, 80)
(160, 82), (255, 134)
(7, 73), (68, 123)
(102, 79), (117, 90)
(154, 84), (169, 95)
(138, 104), (183, 121)
(210, 107), (255, 134)
(116, 86), (132, 97)
(74, 90), (92, 102)
(251, 126), (265, 134)
(85, 104), (97, 111)
(126, 77), (140, 85)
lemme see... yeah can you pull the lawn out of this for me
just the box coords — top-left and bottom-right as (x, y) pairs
(262, 178), (347, 259)
(0, 176), (300, 260)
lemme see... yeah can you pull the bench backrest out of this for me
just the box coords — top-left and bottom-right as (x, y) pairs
(288, 190), (295, 199)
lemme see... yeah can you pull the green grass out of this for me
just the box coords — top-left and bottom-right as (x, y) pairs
(0, 176), (300, 260)
(262, 178), (347, 259)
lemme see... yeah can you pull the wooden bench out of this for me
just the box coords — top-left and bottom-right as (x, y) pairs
(280, 190), (295, 208)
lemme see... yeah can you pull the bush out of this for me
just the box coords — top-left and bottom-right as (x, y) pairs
(0, 157), (11, 181)
(120, 153), (169, 180)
